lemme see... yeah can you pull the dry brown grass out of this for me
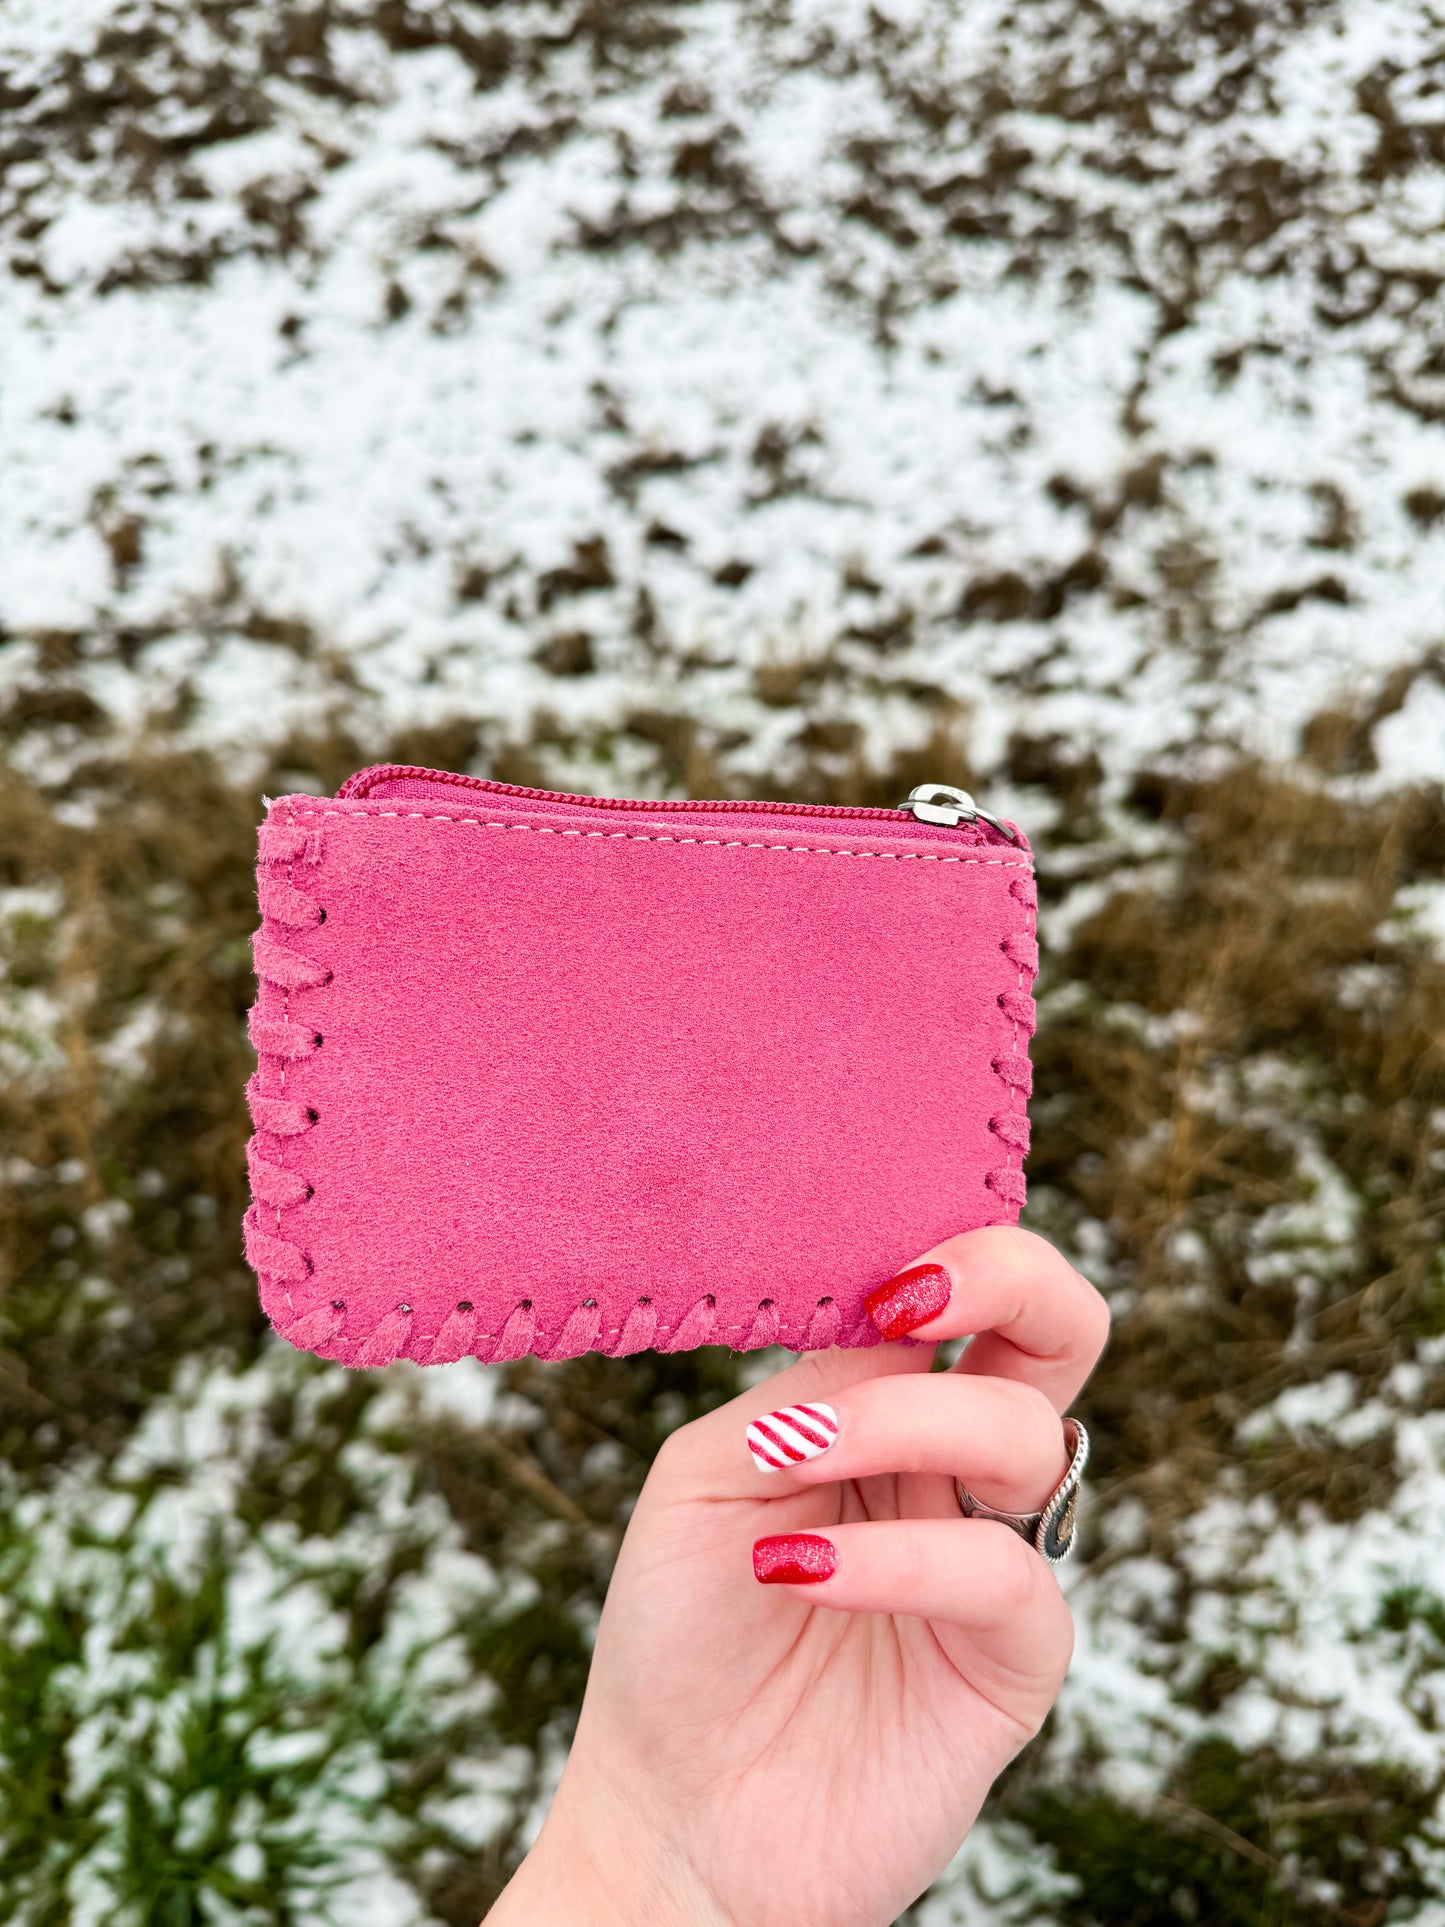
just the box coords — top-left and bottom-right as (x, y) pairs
(0, 747), (262, 1463)
(1028, 761), (1445, 1537)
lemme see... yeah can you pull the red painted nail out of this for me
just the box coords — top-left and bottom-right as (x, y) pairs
(753, 1533), (837, 1585)
(864, 1262), (952, 1340)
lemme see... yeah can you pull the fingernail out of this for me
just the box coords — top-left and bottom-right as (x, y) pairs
(753, 1533), (837, 1584)
(864, 1261), (952, 1340)
(746, 1403), (839, 1473)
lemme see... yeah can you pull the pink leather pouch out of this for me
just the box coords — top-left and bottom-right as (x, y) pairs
(243, 766), (1037, 1367)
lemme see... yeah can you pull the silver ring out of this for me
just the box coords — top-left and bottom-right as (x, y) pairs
(955, 1417), (1089, 1566)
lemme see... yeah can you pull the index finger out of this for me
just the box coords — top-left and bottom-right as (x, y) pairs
(862, 1225), (1109, 1411)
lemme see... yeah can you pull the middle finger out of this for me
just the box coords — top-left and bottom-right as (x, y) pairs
(742, 1369), (1069, 1515)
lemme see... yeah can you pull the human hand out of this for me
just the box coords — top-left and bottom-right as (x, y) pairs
(488, 1226), (1109, 1927)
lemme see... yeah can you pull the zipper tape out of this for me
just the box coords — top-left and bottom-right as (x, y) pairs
(337, 763), (1026, 847)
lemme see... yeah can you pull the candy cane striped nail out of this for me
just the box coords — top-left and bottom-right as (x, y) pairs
(745, 1402), (839, 1472)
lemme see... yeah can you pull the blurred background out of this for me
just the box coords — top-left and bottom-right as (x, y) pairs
(2, 1), (1444, 1921)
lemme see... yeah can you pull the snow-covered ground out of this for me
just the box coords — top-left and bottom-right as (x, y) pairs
(5, 0), (1445, 789)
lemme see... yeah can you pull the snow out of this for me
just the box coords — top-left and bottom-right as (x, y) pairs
(1376, 677), (1445, 787)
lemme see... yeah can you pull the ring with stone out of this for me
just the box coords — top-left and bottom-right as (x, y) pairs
(955, 1416), (1089, 1566)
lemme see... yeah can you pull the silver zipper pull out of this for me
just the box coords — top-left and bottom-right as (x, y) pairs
(899, 783), (1017, 842)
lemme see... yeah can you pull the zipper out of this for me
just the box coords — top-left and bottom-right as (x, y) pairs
(337, 764), (1018, 842)
(897, 783), (1019, 841)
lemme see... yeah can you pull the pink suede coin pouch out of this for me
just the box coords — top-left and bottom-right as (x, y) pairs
(243, 765), (1037, 1367)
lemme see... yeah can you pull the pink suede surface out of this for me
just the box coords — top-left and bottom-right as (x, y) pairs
(243, 785), (1037, 1366)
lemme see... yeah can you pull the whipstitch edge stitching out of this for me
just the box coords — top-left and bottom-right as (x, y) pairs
(983, 866), (1038, 1217)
